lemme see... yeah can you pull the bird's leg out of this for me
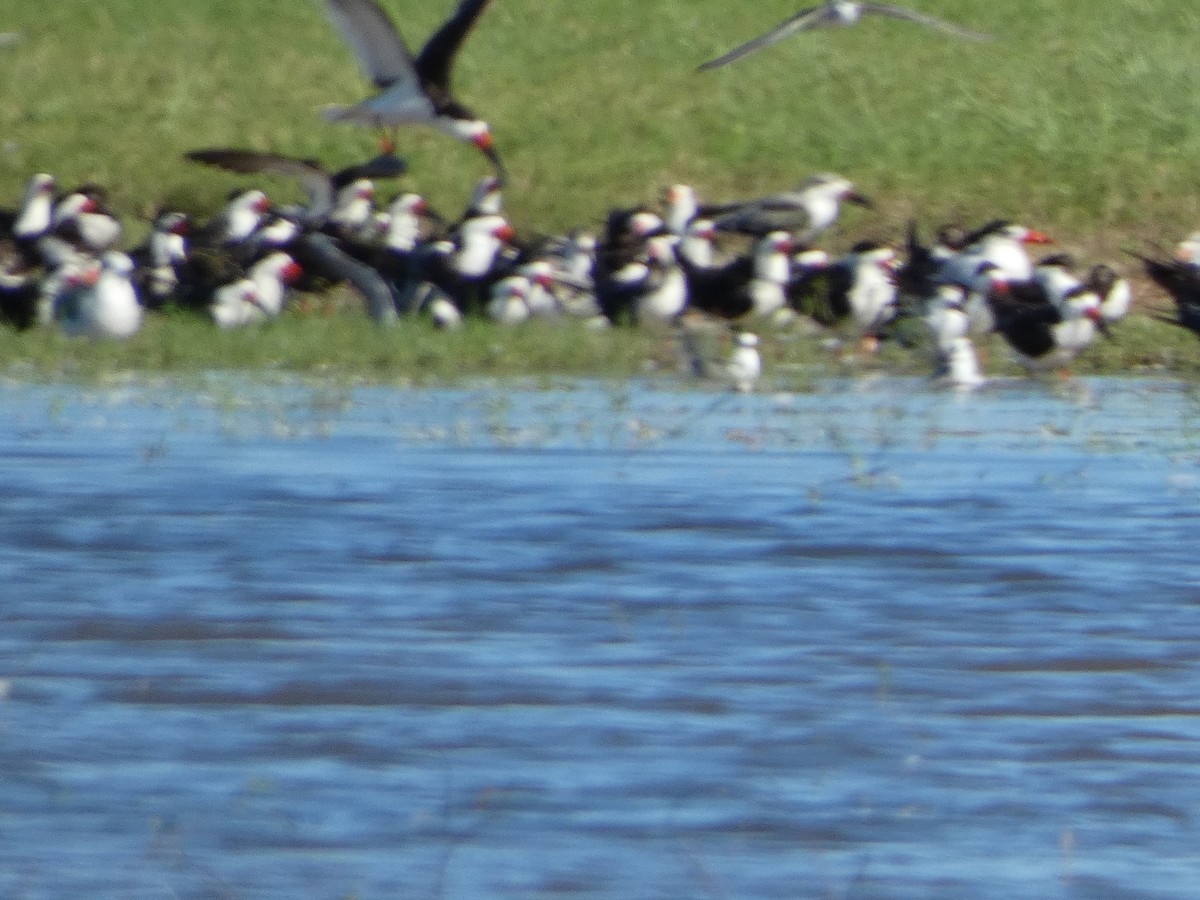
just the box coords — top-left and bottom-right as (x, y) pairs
(378, 128), (397, 156)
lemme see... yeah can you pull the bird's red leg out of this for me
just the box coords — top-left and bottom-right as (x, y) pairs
(378, 127), (397, 156)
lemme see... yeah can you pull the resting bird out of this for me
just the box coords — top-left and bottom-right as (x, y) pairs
(698, 0), (993, 71)
(703, 174), (871, 242)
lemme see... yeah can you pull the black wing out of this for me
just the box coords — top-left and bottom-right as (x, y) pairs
(415, 0), (493, 91)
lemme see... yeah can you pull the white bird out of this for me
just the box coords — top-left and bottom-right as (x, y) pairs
(1173, 232), (1200, 268)
(725, 331), (764, 392)
(678, 218), (718, 269)
(925, 284), (984, 389)
(485, 274), (532, 324)
(934, 336), (986, 390)
(198, 188), (273, 247)
(209, 252), (302, 328)
(679, 329), (764, 393)
(699, 0), (992, 71)
(663, 183), (700, 236)
(321, 0), (504, 177)
(56, 252), (143, 340)
(381, 193), (434, 253)
(452, 213), (514, 278)
(51, 188), (122, 254)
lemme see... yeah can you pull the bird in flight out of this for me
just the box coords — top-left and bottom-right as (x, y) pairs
(321, 0), (504, 179)
(698, 1), (993, 71)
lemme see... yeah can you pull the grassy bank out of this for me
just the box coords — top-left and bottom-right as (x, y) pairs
(1, 1), (1200, 381)
(0, 305), (1197, 388)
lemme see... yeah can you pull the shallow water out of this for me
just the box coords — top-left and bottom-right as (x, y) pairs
(2, 375), (1200, 899)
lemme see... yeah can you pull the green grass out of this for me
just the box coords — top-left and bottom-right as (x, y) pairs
(2, 1), (1200, 381)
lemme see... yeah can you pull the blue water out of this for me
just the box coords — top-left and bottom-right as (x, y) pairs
(2, 375), (1200, 899)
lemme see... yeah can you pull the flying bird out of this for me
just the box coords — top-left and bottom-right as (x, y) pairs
(185, 149), (407, 226)
(320, 0), (504, 178)
(698, 1), (993, 71)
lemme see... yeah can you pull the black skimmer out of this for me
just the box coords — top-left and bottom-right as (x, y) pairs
(824, 241), (901, 349)
(698, 0), (992, 71)
(704, 174), (872, 241)
(522, 230), (602, 321)
(596, 234), (687, 326)
(461, 175), (504, 219)
(936, 220), (1054, 286)
(129, 210), (190, 308)
(403, 214), (516, 319)
(321, 0), (504, 178)
(1131, 247), (1200, 335)
(50, 184), (123, 255)
(677, 217), (718, 269)
(597, 205), (667, 273)
(209, 251), (303, 328)
(190, 187), (274, 252)
(786, 248), (831, 317)
(485, 273), (536, 324)
(1031, 255), (1131, 324)
(684, 230), (794, 320)
(984, 270), (1106, 371)
(894, 219), (966, 302)
(1172, 232), (1200, 268)
(662, 184), (701, 236)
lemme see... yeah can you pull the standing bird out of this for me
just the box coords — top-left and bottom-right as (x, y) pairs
(678, 329), (764, 393)
(698, 0), (993, 71)
(321, 0), (504, 178)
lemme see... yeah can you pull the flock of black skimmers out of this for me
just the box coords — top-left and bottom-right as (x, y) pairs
(1, 0), (1197, 392)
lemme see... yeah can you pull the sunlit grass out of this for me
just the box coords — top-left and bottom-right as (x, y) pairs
(4, 1), (1200, 237)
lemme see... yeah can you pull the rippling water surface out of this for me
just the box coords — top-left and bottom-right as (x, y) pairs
(3, 375), (1200, 899)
